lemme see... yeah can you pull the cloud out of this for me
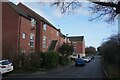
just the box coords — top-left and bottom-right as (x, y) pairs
(53, 8), (64, 18)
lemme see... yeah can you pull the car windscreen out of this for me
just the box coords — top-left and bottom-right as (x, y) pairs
(0, 61), (11, 65)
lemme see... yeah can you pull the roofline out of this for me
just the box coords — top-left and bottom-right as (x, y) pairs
(68, 36), (84, 38)
(7, 2), (30, 20)
(18, 2), (60, 32)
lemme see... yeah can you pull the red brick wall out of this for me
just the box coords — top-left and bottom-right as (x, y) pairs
(2, 3), (36, 60)
(76, 42), (83, 53)
(60, 37), (66, 45)
(0, 2), (2, 60)
(2, 3), (19, 59)
(18, 3), (42, 52)
(19, 16), (35, 54)
(18, 3), (64, 52)
(42, 24), (60, 52)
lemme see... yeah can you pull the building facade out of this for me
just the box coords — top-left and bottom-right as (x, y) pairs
(2, 2), (66, 60)
(18, 3), (64, 52)
(2, 2), (36, 60)
(2, 2), (85, 60)
(68, 36), (85, 57)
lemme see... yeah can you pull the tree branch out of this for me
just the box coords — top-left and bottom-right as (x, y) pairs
(93, 2), (117, 7)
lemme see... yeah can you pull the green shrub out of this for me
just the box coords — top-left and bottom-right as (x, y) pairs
(13, 52), (41, 71)
(59, 56), (69, 65)
(13, 53), (29, 71)
(40, 51), (59, 69)
(29, 52), (41, 70)
(58, 43), (74, 57)
(100, 34), (120, 78)
(39, 52), (46, 67)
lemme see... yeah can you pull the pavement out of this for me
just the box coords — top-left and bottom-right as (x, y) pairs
(30, 62), (74, 75)
(5, 62), (74, 76)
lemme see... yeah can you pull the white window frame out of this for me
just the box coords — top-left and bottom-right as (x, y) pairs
(30, 34), (35, 47)
(43, 23), (47, 31)
(31, 18), (36, 27)
(30, 41), (34, 47)
(30, 34), (34, 41)
(57, 31), (59, 36)
(43, 36), (46, 48)
(22, 32), (26, 39)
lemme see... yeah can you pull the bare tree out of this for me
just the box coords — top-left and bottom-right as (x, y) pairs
(51, 0), (120, 23)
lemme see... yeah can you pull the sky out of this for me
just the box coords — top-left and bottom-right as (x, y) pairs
(9, 0), (118, 48)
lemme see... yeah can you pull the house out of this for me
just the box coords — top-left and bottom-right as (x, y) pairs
(2, 2), (36, 60)
(68, 36), (85, 57)
(2, 2), (66, 61)
(18, 3), (65, 52)
(2, 2), (85, 61)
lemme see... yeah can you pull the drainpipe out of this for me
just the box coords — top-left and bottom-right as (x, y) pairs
(18, 16), (21, 56)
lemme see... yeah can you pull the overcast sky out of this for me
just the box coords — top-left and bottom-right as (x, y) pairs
(9, 0), (118, 48)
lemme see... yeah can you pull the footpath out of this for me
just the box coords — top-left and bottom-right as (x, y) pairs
(7, 62), (74, 76)
(31, 62), (74, 75)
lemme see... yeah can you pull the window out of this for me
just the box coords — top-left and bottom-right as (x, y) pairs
(30, 34), (35, 47)
(43, 23), (47, 31)
(57, 31), (59, 36)
(30, 41), (34, 47)
(43, 36), (46, 48)
(22, 32), (26, 39)
(31, 18), (36, 27)
(30, 34), (34, 41)
(21, 49), (26, 53)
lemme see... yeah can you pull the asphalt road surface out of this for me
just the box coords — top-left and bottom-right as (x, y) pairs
(2, 55), (107, 80)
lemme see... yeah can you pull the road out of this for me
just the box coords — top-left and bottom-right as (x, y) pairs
(2, 55), (107, 80)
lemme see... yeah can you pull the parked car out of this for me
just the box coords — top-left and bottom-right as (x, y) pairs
(90, 56), (94, 60)
(0, 59), (14, 74)
(0, 67), (2, 79)
(75, 58), (85, 66)
(69, 54), (78, 59)
(82, 57), (91, 63)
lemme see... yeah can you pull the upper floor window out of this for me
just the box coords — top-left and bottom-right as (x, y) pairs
(30, 34), (35, 47)
(43, 23), (47, 31)
(22, 32), (26, 39)
(43, 36), (46, 48)
(57, 31), (59, 36)
(30, 34), (34, 41)
(31, 18), (36, 27)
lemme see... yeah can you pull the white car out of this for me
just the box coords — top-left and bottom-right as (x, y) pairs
(0, 67), (2, 79)
(69, 54), (79, 59)
(82, 57), (91, 63)
(0, 59), (14, 74)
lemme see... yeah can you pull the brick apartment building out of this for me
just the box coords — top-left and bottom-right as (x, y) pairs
(2, 2), (66, 60)
(68, 36), (85, 57)
(2, 2), (85, 60)
(18, 3), (66, 52)
(2, 2), (36, 59)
